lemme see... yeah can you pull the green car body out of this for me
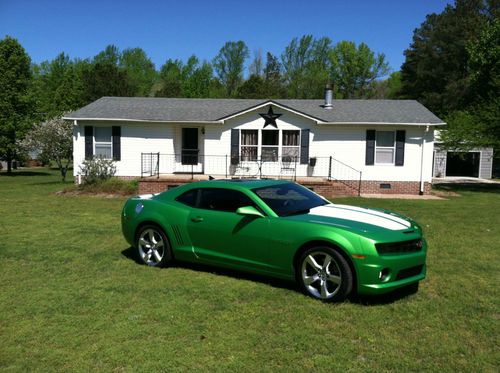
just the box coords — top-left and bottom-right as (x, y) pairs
(121, 179), (426, 301)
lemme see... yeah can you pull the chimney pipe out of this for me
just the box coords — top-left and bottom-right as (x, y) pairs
(324, 83), (333, 109)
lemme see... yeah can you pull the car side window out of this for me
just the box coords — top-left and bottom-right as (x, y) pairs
(175, 188), (199, 207)
(198, 188), (255, 213)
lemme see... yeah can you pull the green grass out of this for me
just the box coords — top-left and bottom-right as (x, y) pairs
(0, 168), (499, 372)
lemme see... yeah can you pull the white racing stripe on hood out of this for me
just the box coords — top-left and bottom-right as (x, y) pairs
(308, 204), (411, 231)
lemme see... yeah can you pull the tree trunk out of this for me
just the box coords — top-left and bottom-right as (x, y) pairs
(7, 159), (12, 173)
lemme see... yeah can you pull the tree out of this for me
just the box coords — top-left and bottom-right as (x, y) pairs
(441, 19), (500, 151)
(236, 75), (267, 98)
(400, 0), (494, 115)
(93, 44), (120, 65)
(182, 59), (214, 98)
(368, 71), (402, 99)
(30, 53), (86, 119)
(329, 41), (390, 98)
(119, 48), (157, 96)
(264, 52), (286, 98)
(81, 62), (135, 102)
(156, 59), (183, 97)
(0, 36), (33, 172)
(213, 41), (249, 97)
(249, 49), (263, 77)
(281, 35), (332, 98)
(22, 117), (73, 181)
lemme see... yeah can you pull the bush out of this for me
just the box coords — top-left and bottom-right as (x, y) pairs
(79, 157), (116, 185)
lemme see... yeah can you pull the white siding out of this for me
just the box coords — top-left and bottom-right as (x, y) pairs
(74, 121), (175, 177)
(73, 105), (436, 183)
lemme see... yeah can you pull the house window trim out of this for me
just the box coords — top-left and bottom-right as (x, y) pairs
(375, 130), (396, 165)
(238, 129), (301, 162)
(93, 127), (113, 159)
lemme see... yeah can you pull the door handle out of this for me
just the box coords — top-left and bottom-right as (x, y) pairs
(191, 216), (203, 223)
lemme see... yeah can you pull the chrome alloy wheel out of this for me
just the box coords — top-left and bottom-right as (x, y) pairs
(301, 251), (342, 299)
(138, 228), (165, 266)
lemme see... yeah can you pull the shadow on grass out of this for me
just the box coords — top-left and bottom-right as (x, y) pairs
(0, 170), (52, 177)
(121, 246), (298, 293)
(122, 246), (419, 304)
(433, 182), (500, 194)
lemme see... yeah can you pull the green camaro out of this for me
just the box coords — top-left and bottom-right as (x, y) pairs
(121, 179), (426, 302)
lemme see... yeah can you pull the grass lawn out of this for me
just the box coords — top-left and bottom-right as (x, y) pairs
(0, 169), (498, 372)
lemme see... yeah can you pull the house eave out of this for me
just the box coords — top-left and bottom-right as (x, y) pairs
(62, 117), (223, 124)
(319, 121), (446, 126)
(217, 100), (324, 124)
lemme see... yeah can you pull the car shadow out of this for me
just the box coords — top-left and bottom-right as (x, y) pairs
(121, 246), (298, 293)
(121, 246), (420, 304)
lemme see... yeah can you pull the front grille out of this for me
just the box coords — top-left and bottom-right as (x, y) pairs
(396, 265), (424, 280)
(375, 239), (423, 255)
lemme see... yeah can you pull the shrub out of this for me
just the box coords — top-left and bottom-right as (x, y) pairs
(79, 157), (116, 185)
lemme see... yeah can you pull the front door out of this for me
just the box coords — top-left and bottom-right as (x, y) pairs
(182, 128), (199, 165)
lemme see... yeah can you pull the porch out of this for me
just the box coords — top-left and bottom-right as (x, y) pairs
(139, 153), (363, 197)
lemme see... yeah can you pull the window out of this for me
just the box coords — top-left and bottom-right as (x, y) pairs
(198, 188), (255, 212)
(94, 127), (112, 159)
(241, 130), (258, 161)
(261, 130), (279, 161)
(282, 130), (300, 162)
(252, 182), (327, 217)
(176, 188), (199, 207)
(375, 131), (395, 164)
(237, 129), (301, 162)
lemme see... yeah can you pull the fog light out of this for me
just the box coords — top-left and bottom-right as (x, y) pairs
(379, 268), (390, 281)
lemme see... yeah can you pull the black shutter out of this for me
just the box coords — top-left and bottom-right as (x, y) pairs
(300, 129), (310, 164)
(230, 129), (239, 165)
(112, 126), (121, 161)
(395, 130), (405, 166)
(84, 126), (93, 159)
(365, 130), (375, 165)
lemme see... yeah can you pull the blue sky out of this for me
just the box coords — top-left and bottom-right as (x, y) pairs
(0, 0), (453, 75)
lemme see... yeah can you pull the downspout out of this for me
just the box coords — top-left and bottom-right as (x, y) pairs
(419, 125), (430, 195)
(74, 120), (81, 185)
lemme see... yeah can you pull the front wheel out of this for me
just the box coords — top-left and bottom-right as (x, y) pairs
(136, 225), (172, 267)
(297, 246), (353, 302)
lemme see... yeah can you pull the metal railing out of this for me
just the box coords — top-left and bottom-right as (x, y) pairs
(140, 153), (362, 195)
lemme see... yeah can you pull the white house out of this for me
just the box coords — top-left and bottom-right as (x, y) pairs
(65, 88), (445, 196)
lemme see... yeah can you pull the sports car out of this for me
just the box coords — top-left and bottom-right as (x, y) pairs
(121, 179), (426, 302)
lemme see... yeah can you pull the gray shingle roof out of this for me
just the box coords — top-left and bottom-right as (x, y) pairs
(65, 97), (444, 125)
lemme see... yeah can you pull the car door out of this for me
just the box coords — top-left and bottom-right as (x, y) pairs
(186, 187), (273, 272)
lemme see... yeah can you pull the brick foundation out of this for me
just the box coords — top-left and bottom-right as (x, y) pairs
(138, 177), (431, 197)
(360, 180), (431, 195)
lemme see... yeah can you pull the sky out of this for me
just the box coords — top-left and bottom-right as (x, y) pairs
(0, 0), (454, 75)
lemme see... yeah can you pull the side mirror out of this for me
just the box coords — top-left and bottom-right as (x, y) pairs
(236, 206), (265, 218)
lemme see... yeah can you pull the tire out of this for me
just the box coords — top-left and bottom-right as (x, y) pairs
(135, 225), (172, 267)
(297, 246), (353, 302)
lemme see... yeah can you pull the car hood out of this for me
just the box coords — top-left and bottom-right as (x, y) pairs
(285, 204), (413, 233)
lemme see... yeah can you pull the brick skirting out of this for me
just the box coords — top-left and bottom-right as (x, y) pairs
(138, 177), (431, 197)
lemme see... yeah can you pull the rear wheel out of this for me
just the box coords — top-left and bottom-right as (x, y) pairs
(297, 246), (353, 302)
(136, 225), (172, 267)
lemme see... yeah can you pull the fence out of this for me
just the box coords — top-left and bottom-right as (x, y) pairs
(140, 153), (362, 194)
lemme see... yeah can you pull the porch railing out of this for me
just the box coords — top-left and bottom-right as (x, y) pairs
(140, 153), (362, 195)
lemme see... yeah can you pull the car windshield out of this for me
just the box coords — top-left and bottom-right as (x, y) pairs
(252, 183), (328, 217)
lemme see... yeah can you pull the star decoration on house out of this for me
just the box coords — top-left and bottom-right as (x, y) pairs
(259, 106), (282, 128)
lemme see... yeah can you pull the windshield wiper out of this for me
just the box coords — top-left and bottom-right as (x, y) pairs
(283, 208), (310, 217)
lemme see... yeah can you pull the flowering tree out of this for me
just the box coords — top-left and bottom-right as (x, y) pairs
(23, 116), (73, 181)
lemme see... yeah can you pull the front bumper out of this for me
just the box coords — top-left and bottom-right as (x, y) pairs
(354, 250), (427, 295)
